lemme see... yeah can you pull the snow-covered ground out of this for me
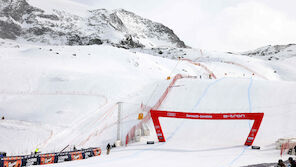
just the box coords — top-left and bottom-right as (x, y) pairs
(1, 38), (296, 166)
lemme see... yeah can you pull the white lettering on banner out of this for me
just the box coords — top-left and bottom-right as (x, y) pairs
(186, 114), (199, 118)
(58, 155), (69, 162)
(223, 114), (246, 119)
(167, 113), (176, 117)
(248, 137), (254, 140)
(26, 158), (38, 165)
(200, 115), (213, 118)
(8, 161), (17, 167)
(157, 133), (163, 136)
(155, 126), (160, 129)
(73, 154), (80, 160)
(85, 152), (91, 158)
(45, 158), (52, 164)
(252, 129), (257, 132)
(186, 114), (213, 118)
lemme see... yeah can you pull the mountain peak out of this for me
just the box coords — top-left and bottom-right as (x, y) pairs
(0, 0), (186, 48)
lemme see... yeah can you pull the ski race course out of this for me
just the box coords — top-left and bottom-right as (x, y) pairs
(0, 42), (296, 167)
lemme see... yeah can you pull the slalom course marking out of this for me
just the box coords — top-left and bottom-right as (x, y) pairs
(223, 61), (268, 80)
(182, 58), (217, 79)
(150, 110), (264, 146)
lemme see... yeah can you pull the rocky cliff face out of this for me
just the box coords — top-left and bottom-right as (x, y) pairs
(0, 0), (186, 48)
(242, 44), (296, 60)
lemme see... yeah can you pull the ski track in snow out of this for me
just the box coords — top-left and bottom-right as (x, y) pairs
(191, 78), (226, 111)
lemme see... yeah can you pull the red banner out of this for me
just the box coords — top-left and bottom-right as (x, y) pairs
(151, 110), (264, 146)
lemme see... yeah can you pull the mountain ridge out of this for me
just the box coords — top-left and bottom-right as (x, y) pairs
(0, 0), (186, 48)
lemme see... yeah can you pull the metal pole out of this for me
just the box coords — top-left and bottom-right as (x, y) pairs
(117, 102), (122, 141)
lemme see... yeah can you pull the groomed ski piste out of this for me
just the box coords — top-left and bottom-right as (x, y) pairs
(1, 37), (296, 167)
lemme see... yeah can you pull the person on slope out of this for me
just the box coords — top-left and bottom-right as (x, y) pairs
(277, 159), (286, 167)
(73, 145), (77, 151)
(34, 148), (39, 155)
(288, 157), (296, 167)
(106, 143), (111, 155)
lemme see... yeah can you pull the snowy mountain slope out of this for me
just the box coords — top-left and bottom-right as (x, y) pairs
(0, 41), (201, 155)
(0, 0), (186, 48)
(41, 77), (296, 167)
(1, 39), (295, 157)
(239, 44), (296, 81)
(1, 1), (296, 166)
(242, 44), (296, 61)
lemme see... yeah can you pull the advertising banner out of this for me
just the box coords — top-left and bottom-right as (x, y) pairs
(69, 152), (83, 161)
(22, 155), (38, 166)
(56, 153), (70, 163)
(0, 147), (101, 167)
(92, 148), (101, 156)
(1, 157), (22, 167)
(39, 154), (56, 165)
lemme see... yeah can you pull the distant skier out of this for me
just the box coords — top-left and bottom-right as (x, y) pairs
(1, 116), (4, 120)
(288, 157), (296, 167)
(34, 148), (39, 155)
(73, 145), (77, 151)
(106, 143), (111, 155)
(277, 159), (286, 167)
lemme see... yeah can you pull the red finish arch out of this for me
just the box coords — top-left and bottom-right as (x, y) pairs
(151, 110), (264, 146)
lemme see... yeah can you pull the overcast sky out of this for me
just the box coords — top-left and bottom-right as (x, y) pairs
(70, 0), (296, 52)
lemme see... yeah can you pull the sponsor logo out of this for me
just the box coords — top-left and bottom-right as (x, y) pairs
(167, 113), (176, 117)
(186, 114), (213, 119)
(58, 155), (69, 162)
(186, 114), (199, 118)
(252, 129), (257, 132)
(85, 152), (92, 158)
(157, 133), (163, 136)
(73, 154), (80, 160)
(223, 114), (246, 119)
(26, 158), (37, 165)
(45, 157), (53, 164)
(200, 115), (213, 118)
(8, 161), (17, 167)
(155, 126), (160, 129)
(248, 137), (254, 140)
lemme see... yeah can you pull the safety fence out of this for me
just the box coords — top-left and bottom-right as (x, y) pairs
(181, 58), (217, 79)
(0, 147), (101, 167)
(278, 138), (296, 156)
(222, 61), (268, 80)
(125, 74), (198, 145)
